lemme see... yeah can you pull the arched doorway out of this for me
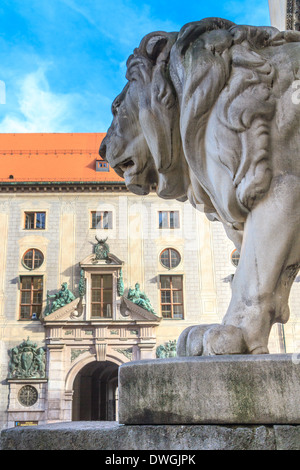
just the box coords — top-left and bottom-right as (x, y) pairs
(72, 361), (119, 421)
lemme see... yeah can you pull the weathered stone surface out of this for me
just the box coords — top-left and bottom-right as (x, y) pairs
(119, 355), (300, 425)
(100, 18), (300, 356)
(274, 425), (300, 450)
(3, 421), (300, 450)
(0, 421), (278, 450)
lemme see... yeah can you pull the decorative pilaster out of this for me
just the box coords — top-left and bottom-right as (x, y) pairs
(286, 0), (300, 30)
(0, 200), (9, 321)
(46, 344), (65, 422)
(59, 198), (77, 290)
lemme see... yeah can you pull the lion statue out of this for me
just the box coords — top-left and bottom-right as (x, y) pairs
(100, 18), (300, 356)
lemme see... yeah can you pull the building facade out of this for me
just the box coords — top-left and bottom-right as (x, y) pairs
(0, 126), (299, 431)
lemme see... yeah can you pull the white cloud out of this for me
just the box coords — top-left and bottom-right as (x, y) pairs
(59, 0), (180, 49)
(0, 67), (79, 133)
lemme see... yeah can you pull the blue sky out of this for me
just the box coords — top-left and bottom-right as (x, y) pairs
(0, 0), (271, 133)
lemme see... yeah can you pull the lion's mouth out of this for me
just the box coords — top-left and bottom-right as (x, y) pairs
(112, 156), (159, 196)
(119, 158), (135, 173)
(112, 158), (135, 178)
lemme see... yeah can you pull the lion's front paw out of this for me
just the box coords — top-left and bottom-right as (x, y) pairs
(176, 324), (219, 356)
(176, 323), (269, 356)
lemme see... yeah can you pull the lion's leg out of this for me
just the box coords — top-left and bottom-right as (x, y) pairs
(176, 324), (219, 356)
(206, 175), (300, 355)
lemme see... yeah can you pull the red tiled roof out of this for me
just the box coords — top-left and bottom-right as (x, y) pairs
(0, 133), (123, 183)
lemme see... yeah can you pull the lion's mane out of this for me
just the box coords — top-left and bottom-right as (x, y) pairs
(125, 18), (300, 221)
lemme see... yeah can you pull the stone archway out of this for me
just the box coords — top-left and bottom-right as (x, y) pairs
(72, 360), (119, 421)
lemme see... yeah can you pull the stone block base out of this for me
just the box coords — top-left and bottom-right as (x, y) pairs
(3, 354), (300, 450)
(1, 421), (300, 450)
(119, 354), (300, 424)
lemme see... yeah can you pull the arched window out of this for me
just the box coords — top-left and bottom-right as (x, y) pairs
(22, 249), (44, 270)
(160, 248), (181, 269)
(231, 249), (240, 267)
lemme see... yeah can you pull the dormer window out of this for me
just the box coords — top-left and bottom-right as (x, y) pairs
(96, 160), (109, 172)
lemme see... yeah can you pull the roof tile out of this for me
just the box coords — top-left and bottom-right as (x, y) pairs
(0, 133), (123, 183)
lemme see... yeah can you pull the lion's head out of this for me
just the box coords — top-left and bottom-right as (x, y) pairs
(100, 18), (300, 224)
(99, 30), (191, 200)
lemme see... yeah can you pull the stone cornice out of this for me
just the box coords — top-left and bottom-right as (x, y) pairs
(0, 181), (129, 193)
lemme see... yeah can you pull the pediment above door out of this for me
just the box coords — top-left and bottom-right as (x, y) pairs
(80, 252), (123, 268)
(42, 297), (82, 323)
(120, 297), (161, 324)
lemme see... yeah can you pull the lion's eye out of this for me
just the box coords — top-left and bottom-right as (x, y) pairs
(119, 159), (135, 172)
(112, 100), (121, 117)
(112, 104), (119, 117)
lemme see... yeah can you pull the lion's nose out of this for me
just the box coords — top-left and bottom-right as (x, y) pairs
(99, 140), (107, 160)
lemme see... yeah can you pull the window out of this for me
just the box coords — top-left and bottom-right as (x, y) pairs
(160, 248), (181, 269)
(231, 249), (240, 267)
(91, 274), (113, 318)
(96, 160), (109, 172)
(160, 275), (184, 319)
(19, 276), (43, 320)
(91, 211), (112, 229)
(24, 212), (46, 230)
(158, 211), (179, 229)
(22, 249), (44, 270)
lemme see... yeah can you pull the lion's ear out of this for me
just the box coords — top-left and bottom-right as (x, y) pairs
(145, 35), (169, 61)
(138, 31), (177, 62)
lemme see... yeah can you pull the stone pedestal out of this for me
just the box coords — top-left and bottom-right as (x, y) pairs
(119, 354), (300, 425)
(2, 354), (300, 450)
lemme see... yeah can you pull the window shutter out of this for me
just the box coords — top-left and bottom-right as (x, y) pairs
(108, 211), (113, 229)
